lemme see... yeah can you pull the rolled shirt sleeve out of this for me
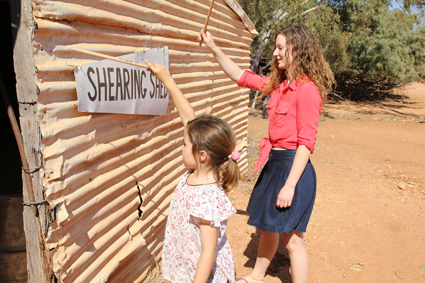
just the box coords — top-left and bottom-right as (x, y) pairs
(237, 70), (270, 92)
(295, 83), (322, 153)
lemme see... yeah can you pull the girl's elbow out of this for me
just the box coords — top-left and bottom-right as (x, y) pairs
(200, 242), (217, 259)
(201, 245), (217, 256)
(232, 70), (244, 83)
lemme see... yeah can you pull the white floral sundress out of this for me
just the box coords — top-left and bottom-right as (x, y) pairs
(162, 171), (236, 283)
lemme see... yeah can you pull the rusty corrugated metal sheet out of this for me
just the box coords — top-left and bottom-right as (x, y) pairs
(32, 0), (256, 282)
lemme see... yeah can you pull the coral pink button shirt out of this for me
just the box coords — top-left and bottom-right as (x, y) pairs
(237, 71), (322, 172)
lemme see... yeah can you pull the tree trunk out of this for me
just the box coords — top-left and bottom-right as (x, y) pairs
(250, 7), (287, 73)
(250, 30), (273, 73)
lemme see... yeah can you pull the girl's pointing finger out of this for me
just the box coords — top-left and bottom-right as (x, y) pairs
(144, 59), (154, 71)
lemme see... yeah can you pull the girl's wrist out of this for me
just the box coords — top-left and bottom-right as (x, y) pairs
(283, 183), (296, 190)
(161, 77), (177, 88)
(209, 45), (221, 54)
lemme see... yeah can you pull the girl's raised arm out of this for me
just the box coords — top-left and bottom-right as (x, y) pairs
(145, 60), (196, 126)
(199, 30), (244, 82)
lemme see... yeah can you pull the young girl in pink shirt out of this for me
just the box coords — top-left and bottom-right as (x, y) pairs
(199, 25), (334, 283)
(145, 60), (240, 283)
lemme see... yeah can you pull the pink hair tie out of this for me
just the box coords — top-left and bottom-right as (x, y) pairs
(228, 150), (240, 162)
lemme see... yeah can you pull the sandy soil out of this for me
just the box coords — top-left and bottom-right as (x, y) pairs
(151, 83), (425, 283)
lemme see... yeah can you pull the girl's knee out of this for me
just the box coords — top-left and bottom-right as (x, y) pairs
(283, 231), (305, 254)
(286, 239), (305, 255)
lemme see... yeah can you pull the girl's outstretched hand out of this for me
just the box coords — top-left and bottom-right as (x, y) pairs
(145, 59), (196, 125)
(144, 59), (171, 83)
(198, 29), (216, 50)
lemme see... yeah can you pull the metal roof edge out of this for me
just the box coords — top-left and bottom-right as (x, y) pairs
(223, 0), (258, 35)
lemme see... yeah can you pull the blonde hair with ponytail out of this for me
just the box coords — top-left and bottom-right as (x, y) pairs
(187, 115), (240, 192)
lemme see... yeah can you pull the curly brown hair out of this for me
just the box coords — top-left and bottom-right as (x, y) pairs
(262, 24), (335, 103)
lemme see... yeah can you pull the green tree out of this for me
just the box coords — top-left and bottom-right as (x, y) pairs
(398, 0), (425, 10)
(238, 0), (425, 101)
(296, 3), (351, 76)
(330, 0), (425, 100)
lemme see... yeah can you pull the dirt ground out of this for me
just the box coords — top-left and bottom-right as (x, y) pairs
(151, 83), (425, 283)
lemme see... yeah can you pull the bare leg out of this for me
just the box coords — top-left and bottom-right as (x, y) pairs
(236, 231), (279, 282)
(282, 230), (309, 283)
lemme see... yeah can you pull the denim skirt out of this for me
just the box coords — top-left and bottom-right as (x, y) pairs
(246, 149), (316, 234)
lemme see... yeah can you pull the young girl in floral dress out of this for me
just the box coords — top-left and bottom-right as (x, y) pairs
(145, 60), (241, 283)
(199, 24), (334, 283)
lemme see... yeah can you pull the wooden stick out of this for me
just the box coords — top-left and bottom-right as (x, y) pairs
(199, 0), (215, 46)
(68, 46), (149, 68)
(0, 73), (37, 216)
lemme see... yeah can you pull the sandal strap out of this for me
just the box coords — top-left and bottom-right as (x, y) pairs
(250, 274), (265, 282)
(236, 274), (265, 282)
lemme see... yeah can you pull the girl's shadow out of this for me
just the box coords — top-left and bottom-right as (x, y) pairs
(241, 228), (292, 283)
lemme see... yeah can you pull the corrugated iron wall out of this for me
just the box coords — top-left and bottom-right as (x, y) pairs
(31, 0), (256, 282)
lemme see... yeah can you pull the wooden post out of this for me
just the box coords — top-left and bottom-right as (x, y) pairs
(10, 0), (52, 282)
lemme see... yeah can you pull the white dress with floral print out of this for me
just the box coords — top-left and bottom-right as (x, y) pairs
(162, 171), (236, 283)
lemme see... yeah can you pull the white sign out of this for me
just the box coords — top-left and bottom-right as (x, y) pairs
(75, 47), (169, 115)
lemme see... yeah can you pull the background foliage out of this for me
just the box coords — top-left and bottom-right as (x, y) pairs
(237, 0), (425, 101)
